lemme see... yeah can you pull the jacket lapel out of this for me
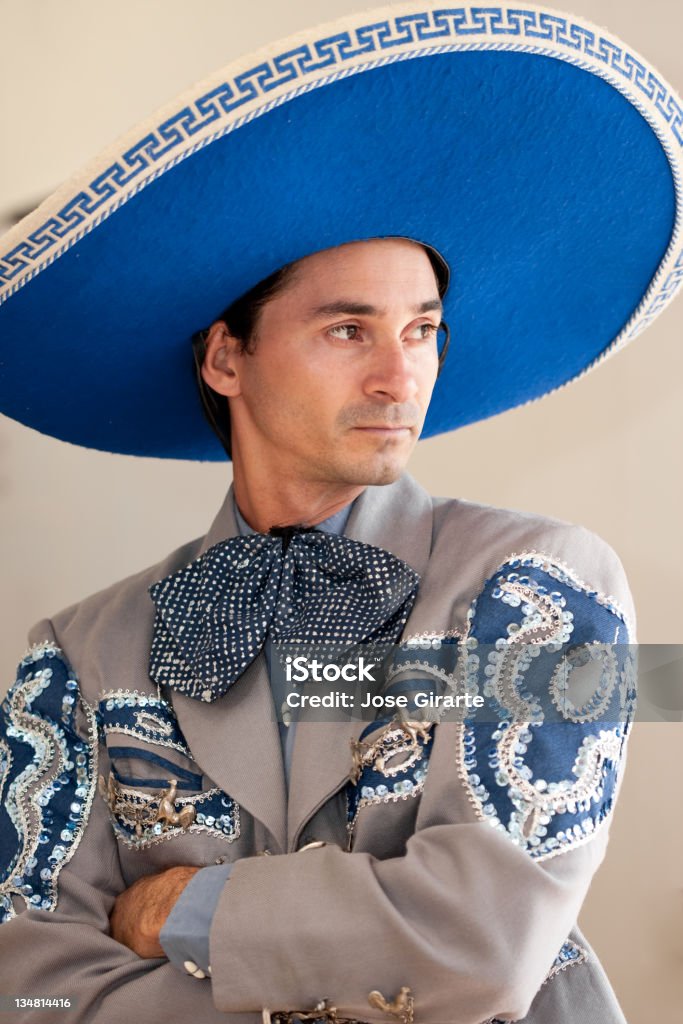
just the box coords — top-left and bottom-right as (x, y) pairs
(286, 474), (436, 848)
(165, 485), (288, 852)
(170, 654), (287, 852)
(161, 475), (437, 853)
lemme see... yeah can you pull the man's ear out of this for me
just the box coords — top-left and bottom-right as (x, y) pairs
(200, 321), (244, 397)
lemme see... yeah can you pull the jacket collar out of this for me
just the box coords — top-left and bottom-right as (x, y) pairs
(166, 473), (436, 852)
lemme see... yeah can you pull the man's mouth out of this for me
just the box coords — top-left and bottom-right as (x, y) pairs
(353, 425), (413, 433)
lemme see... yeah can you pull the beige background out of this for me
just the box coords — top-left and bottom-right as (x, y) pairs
(0, 1), (681, 1020)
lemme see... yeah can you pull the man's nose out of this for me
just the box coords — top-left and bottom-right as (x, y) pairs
(363, 339), (419, 404)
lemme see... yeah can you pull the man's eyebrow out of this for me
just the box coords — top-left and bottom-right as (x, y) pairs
(305, 298), (443, 320)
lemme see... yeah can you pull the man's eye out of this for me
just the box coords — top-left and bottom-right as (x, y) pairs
(328, 324), (360, 340)
(407, 323), (438, 340)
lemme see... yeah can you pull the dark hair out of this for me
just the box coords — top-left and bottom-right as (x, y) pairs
(192, 242), (451, 458)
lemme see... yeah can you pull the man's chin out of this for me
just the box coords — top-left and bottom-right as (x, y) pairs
(363, 463), (407, 486)
(335, 450), (413, 487)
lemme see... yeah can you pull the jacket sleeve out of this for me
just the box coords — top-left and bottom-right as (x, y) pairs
(208, 544), (636, 1024)
(0, 620), (254, 1024)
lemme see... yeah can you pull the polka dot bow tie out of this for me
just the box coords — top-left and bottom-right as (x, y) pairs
(148, 529), (420, 702)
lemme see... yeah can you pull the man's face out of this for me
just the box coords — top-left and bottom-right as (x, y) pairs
(224, 238), (441, 486)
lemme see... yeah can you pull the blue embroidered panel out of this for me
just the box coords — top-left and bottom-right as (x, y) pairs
(460, 554), (636, 859)
(0, 643), (97, 923)
(347, 719), (434, 834)
(97, 690), (240, 849)
(98, 689), (192, 755)
(106, 745), (204, 790)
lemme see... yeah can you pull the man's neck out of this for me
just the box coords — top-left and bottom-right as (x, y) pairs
(232, 466), (365, 533)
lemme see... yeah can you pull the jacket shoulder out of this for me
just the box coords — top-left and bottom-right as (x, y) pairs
(26, 535), (204, 698)
(428, 496), (635, 640)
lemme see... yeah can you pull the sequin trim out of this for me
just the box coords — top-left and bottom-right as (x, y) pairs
(383, 657), (476, 723)
(0, 739), (11, 806)
(549, 643), (622, 723)
(101, 773), (240, 849)
(0, 642), (98, 922)
(544, 939), (588, 984)
(346, 722), (433, 844)
(401, 628), (464, 646)
(99, 688), (193, 756)
(383, 630), (481, 726)
(456, 553), (634, 862)
(490, 550), (634, 641)
(96, 689), (241, 848)
(483, 938), (589, 1022)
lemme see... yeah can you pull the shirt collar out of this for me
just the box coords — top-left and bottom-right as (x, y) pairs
(233, 498), (354, 538)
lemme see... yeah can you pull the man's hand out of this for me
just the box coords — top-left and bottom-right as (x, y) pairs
(110, 865), (201, 958)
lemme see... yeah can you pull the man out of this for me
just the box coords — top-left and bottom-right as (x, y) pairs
(0, 3), (680, 1022)
(113, 236), (449, 950)
(0, 234), (637, 1023)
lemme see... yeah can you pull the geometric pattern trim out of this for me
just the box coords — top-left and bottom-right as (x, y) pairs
(1, 1), (682, 391)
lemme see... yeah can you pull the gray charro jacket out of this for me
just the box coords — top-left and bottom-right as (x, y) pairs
(0, 474), (635, 1023)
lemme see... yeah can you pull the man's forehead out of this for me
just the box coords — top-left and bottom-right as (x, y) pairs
(297, 237), (435, 273)
(278, 238), (443, 308)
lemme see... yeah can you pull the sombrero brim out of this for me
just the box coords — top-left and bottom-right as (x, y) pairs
(0, 1), (681, 460)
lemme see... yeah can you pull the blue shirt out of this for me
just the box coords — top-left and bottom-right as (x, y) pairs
(159, 499), (353, 974)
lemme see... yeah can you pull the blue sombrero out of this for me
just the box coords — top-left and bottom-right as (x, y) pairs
(0, 1), (681, 460)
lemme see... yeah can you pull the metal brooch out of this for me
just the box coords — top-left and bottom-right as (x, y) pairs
(263, 987), (414, 1024)
(350, 718), (434, 784)
(99, 772), (196, 837)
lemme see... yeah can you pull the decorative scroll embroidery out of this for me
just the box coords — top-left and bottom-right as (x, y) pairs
(97, 688), (240, 848)
(99, 689), (192, 756)
(456, 553), (636, 861)
(346, 720), (434, 841)
(381, 633), (479, 723)
(0, 642), (97, 923)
